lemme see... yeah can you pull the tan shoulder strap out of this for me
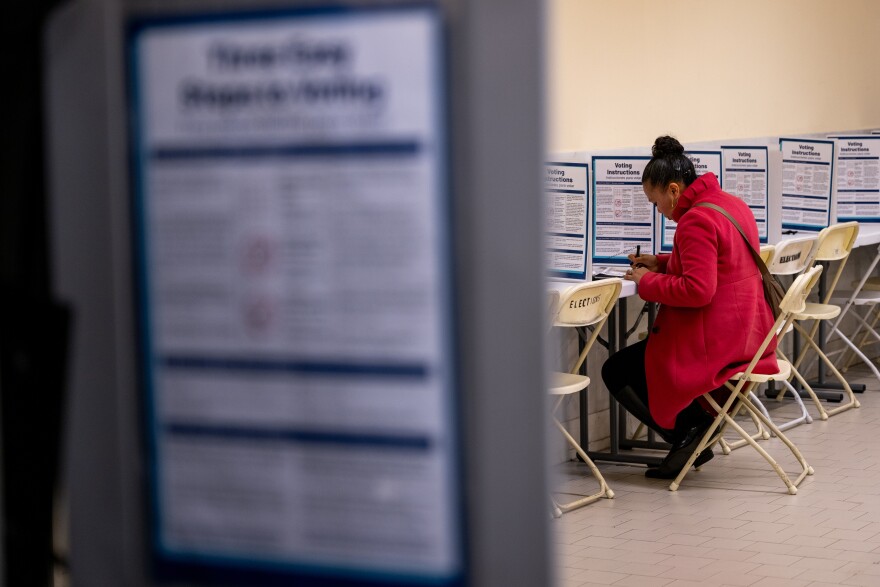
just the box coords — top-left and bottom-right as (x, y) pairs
(694, 202), (772, 278)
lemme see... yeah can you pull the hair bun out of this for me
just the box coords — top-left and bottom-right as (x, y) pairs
(652, 135), (684, 158)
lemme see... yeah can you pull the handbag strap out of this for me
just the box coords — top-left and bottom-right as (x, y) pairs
(693, 202), (773, 279)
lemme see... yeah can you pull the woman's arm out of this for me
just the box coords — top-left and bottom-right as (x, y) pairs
(636, 217), (719, 307)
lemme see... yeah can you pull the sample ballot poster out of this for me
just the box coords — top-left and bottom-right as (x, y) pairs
(778, 138), (834, 232)
(721, 146), (770, 242)
(128, 7), (465, 586)
(658, 151), (723, 252)
(544, 160), (589, 280)
(830, 136), (880, 222)
(591, 156), (652, 271)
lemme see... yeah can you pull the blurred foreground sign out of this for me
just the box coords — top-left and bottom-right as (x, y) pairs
(128, 5), (463, 585)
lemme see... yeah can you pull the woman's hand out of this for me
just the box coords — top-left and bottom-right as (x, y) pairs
(627, 253), (659, 272)
(625, 266), (650, 284)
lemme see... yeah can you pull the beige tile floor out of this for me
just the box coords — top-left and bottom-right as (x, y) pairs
(553, 363), (880, 587)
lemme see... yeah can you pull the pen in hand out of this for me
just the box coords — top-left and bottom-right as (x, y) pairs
(632, 245), (646, 269)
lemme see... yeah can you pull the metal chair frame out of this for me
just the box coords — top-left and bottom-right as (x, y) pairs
(547, 278), (622, 516)
(668, 267), (823, 495)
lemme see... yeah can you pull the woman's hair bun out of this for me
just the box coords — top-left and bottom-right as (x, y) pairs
(652, 135), (685, 158)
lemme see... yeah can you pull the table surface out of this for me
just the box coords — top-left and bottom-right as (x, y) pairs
(855, 223), (880, 247)
(547, 278), (637, 298)
(548, 222), (880, 295)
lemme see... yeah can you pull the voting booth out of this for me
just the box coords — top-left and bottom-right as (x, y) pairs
(45, 1), (551, 585)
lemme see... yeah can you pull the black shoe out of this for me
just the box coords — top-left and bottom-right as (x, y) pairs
(644, 422), (712, 479)
(645, 448), (714, 479)
(693, 447), (715, 468)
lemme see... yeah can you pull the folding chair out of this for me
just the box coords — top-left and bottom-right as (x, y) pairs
(669, 266), (823, 495)
(763, 235), (825, 424)
(547, 278), (621, 516)
(790, 222), (862, 418)
(827, 242), (880, 382)
(759, 243), (775, 265)
(719, 237), (819, 453)
(840, 294), (880, 372)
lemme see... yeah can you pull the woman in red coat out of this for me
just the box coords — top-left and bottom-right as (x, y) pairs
(601, 135), (778, 479)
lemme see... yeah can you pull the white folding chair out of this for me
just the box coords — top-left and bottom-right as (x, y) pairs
(763, 235), (825, 425)
(547, 278), (621, 516)
(827, 242), (880, 382)
(759, 243), (775, 265)
(790, 222), (862, 418)
(720, 238), (818, 453)
(669, 267), (822, 495)
(840, 283), (880, 372)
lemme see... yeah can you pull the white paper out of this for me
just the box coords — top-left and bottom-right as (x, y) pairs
(130, 7), (461, 581)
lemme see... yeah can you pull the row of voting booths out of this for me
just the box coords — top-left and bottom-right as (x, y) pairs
(545, 131), (880, 281)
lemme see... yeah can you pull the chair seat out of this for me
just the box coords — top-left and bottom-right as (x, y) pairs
(731, 360), (792, 383)
(794, 302), (840, 320)
(829, 290), (880, 306)
(549, 372), (590, 395)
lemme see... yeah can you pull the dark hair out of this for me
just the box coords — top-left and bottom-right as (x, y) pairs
(642, 135), (697, 188)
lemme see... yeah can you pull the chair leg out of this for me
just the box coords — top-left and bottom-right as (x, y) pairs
(721, 391), (771, 451)
(842, 307), (880, 371)
(683, 391), (813, 495)
(777, 347), (828, 420)
(737, 392), (814, 487)
(550, 497), (562, 519)
(794, 322), (861, 416)
(669, 381), (745, 491)
(828, 318), (880, 384)
(771, 379), (813, 430)
(630, 422), (646, 441)
(551, 417), (614, 514)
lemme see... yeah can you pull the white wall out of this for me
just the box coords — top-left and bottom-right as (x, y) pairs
(547, 0), (880, 152)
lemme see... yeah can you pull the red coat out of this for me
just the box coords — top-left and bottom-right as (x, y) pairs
(637, 173), (778, 429)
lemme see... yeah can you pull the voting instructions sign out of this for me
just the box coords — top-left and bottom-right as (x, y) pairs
(779, 138), (835, 232)
(829, 135), (880, 223)
(722, 146), (770, 243)
(590, 156), (652, 271)
(657, 150), (723, 252)
(544, 158), (589, 280)
(128, 6), (464, 586)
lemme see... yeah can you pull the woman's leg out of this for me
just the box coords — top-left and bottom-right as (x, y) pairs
(601, 339), (675, 443)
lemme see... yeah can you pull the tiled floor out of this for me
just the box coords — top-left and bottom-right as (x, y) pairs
(553, 363), (880, 587)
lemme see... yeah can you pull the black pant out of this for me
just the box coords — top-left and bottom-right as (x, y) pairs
(601, 338), (710, 442)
